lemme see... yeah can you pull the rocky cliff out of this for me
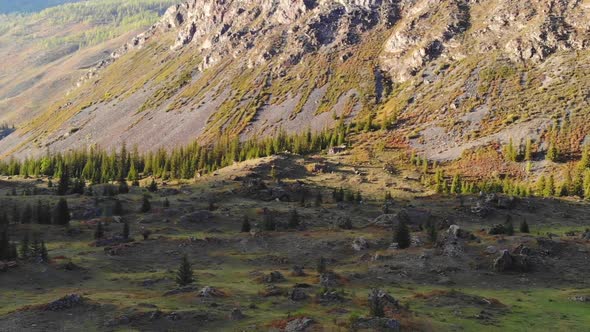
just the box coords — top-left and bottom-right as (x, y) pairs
(1, 0), (589, 159)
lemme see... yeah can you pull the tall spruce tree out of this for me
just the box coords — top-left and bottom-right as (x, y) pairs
(53, 198), (71, 226)
(175, 254), (194, 287)
(394, 221), (411, 249)
(57, 166), (70, 195)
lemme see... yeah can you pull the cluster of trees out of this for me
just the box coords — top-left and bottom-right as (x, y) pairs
(0, 231), (48, 262)
(0, 198), (70, 226)
(0, 127), (346, 184)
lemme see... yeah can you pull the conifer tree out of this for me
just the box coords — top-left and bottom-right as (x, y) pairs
(40, 241), (49, 263)
(288, 209), (300, 229)
(394, 221), (411, 249)
(140, 196), (151, 213)
(546, 141), (558, 162)
(94, 222), (104, 240)
(368, 289), (385, 318)
(316, 256), (327, 274)
(53, 198), (71, 226)
(176, 254), (194, 287)
(314, 191), (322, 207)
(113, 199), (123, 215)
(118, 178), (129, 194)
(505, 216), (515, 236)
(147, 179), (158, 192)
(524, 138), (533, 161)
(19, 233), (30, 259)
(520, 220), (530, 233)
(21, 204), (32, 224)
(123, 222), (130, 240)
(544, 174), (556, 197)
(0, 230), (9, 260)
(241, 216), (251, 233)
(57, 166), (70, 195)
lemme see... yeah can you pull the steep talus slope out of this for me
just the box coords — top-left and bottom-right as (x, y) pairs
(1, 0), (589, 160)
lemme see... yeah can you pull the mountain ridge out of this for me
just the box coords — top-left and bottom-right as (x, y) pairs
(1, 0), (589, 162)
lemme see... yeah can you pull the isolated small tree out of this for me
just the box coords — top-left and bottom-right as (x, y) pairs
(394, 221), (411, 249)
(113, 199), (123, 215)
(163, 198), (170, 208)
(40, 241), (49, 263)
(355, 191), (362, 203)
(384, 191), (392, 201)
(288, 209), (300, 229)
(123, 222), (130, 240)
(140, 196), (151, 213)
(504, 216), (514, 236)
(176, 254), (194, 287)
(57, 166), (70, 195)
(0, 231), (9, 260)
(520, 220), (530, 233)
(241, 216), (251, 233)
(53, 198), (71, 226)
(19, 233), (30, 259)
(316, 256), (327, 274)
(546, 141), (559, 162)
(262, 213), (276, 231)
(94, 222), (104, 240)
(147, 179), (158, 192)
(427, 222), (438, 244)
(142, 229), (152, 240)
(314, 191), (322, 207)
(118, 178), (129, 194)
(368, 289), (385, 318)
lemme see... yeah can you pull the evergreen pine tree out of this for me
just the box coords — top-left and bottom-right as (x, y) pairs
(21, 204), (32, 224)
(241, 216), (251, 233)
(40, 241), (49, 263)
(505, 216), (515, 236)
(288, 209), (300, 229)
(19, 233), (30, 259)
(163, 198), (170, 208)
(57, 166), (70, 195)
(394, 221), (411, 249)
(175, 254), (194, 287)
(140, 196), (151, 213)
(520, 220), (530, 233)
(123, 222), (130, 240)
(113, 199), (123, 215)
(316, 256), (327, 274)
(368, 289), (385, 318)
(147, 179), (158, 192)
(118, 178), (129, 194)
(0, 230), (9, 260)
(314, 191), (322, 207)
(94, 222), (104, 240)
(53, 198), (70, 226)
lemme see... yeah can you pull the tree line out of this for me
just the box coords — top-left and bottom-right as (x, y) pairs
(0, 127), (348, 184)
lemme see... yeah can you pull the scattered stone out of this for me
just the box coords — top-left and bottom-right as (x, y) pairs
(164, 286), (197, 296)
(318, 289), (344, 303)
(570, 295), (589, 302)
(44, 294), (84, 311)
(485, 246), (498, 254)
(493, 250), (531, 272)
(336, 216), (353, 230)
(261, 285), (284, 297)
(319, 272), (340, 287)
(352, 237), (369, 251)
(284, 317), (314, 332)
(229, 308), (245, 320)
(263, 271), (286, 283)
(180, 210), (213, 223)
(166, 312), (182, 321)
(198, 286), (225, 298)
(353, 317), (401, 331)
(291, 265), (306, 276)
(289, 287), (308, 301)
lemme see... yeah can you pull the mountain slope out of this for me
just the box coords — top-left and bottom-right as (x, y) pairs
(1, 0), (589, 160)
